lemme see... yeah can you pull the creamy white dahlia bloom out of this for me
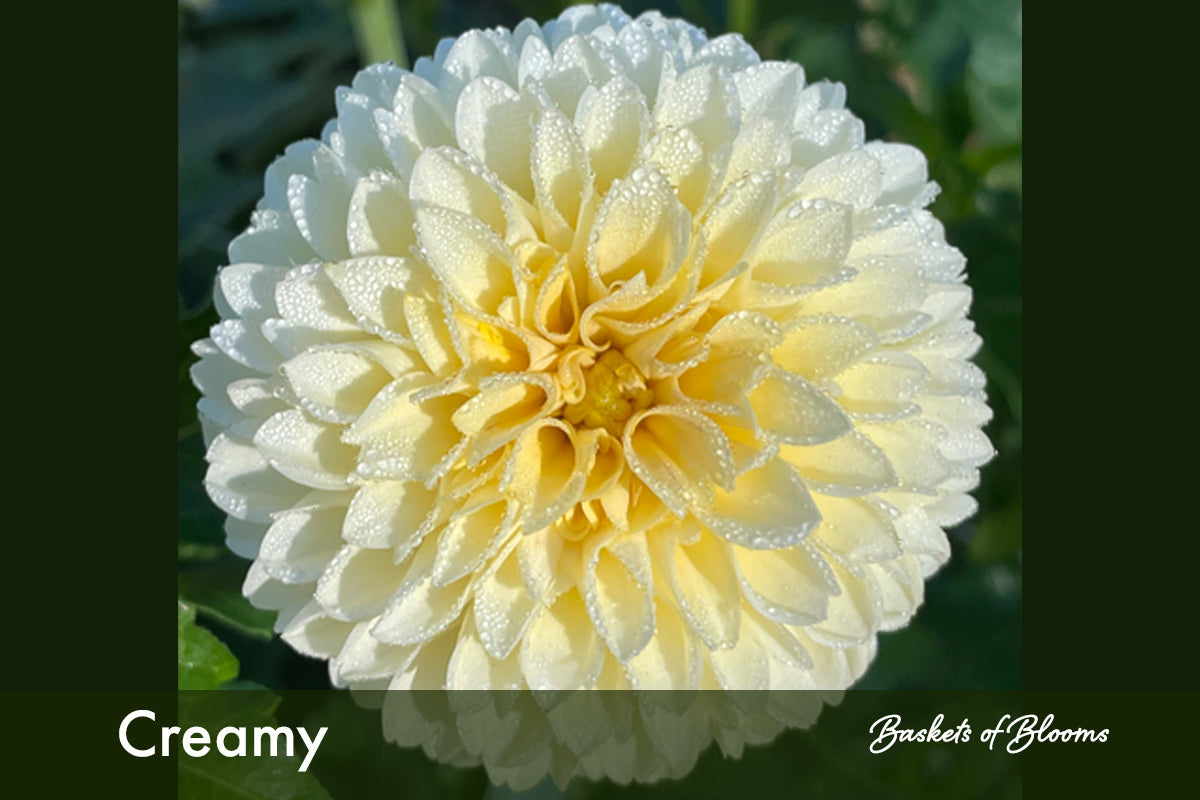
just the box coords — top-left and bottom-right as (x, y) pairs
(193, 4), (993, 693)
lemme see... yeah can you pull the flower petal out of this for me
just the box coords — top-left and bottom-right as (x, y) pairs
(343, 375), (467, 483)
(735, 541), (837, 625)
(575, 75), (650, 193)
(587, 162), (691, 293)
(474, 541), (541, 660)
(624, 405), (735, 517)
(624, 598), (701, 690)
(502, 419), (589, 533)
(342, 479), (438, 556)
(281, 345), (403, 423)
(748, 368), (852, 445)
(781, 431), (898, 497)
(371, 537), (472, 646)
(204, 433), (308, 523)
(531, 106), (593, 249)
(253, 409), (356, 490)
(258, 503), (345, 584)
(656, 525), (740, 650)
(582, 539), (655, 662)
(454, 77), (540, 199)
(700, 171), (777, 286)
(452, 373), (559, 466)
(772, 315), (879, 380)
(519, 589), (606, 689)
(346, 171), (416, 257)
(697, 456), (820, 549)
(431, 497), (512, 586)
(315, 544), (407, 621)
(414, 205), (519, 316)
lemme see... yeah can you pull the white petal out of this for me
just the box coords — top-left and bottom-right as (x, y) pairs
(859, 419), (954, 490)
(324, 256), (420, 344)
(279, 601), (354, 659)
(809, 556), (882, 648)
(215, 263), (285, 319)
(332, 621), (417, 683)
(700, 171), (776, 286)
(409, 146), (513, 238)
(253, 409), (356, 490)
(531, 107), (592, 249)
(447, 613), (524, 690)
(440, 30), (518, 98)
(654, 63), (739, 156)
(519, 589), (606, 689)
(315, 544), (407, 620)
(258, 504), (345, 584)
(624, 405), (735, 516)
(342, 479), (438, 557)
(371, 538), (471, 646)
(452, 373), (558, 466)
(749, 199), (853, 290)
(414, 205), (518, 316)
(781, 432), (898, 497)
(582, 542), (654, 662)
(736, 541), (837, 626)
(587, 162), (691, 292)
(503, 419), (589, 533)
(343, 375), (466, 483)
(656, 526), (740, 650)
(624, 598), (700, 690)
(209, 319), (280, 373)
(772, 315), (879, 380)
(346, 171), (416, 257)
(698, 456), (820, 549)
(708, 618), (768, 689)
(454, 77), (540, 198)
(541, 35), (618, 118)
(204, 434), (308, 523)
(748, 368), (852, 445)
(734, 62), (804, 127)
(281, 346), (398, 423)
(864, 141), (931, 207)
(224, 517), (268, 559)
(286, 162), (353, 261)
(575, 75), (650, 193)
(794, 151), (882, 210)
(431, 497), (511, 586)
(869, 556), (924, 631)
(474, 543), (540, 660)
(812, 495), (902, 562)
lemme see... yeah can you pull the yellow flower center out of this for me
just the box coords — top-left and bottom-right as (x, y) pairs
(562, 348), (654, 437)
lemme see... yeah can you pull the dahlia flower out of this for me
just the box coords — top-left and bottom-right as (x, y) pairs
(193, 4), (993, 694)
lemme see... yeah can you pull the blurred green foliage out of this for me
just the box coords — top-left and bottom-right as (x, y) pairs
(177, 0), (1021, 697)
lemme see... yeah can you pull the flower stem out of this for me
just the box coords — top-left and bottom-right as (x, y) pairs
(728, 0), (757, 37)
(350, 0), (409, 70)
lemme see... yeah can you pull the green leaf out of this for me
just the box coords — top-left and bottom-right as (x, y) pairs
(179, 599), (239, 690)
(178, 690), (333, 800)
(181, 560), (277, 640)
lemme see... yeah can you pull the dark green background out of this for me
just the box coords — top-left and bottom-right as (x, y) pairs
(177, 0), (1021, 795)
